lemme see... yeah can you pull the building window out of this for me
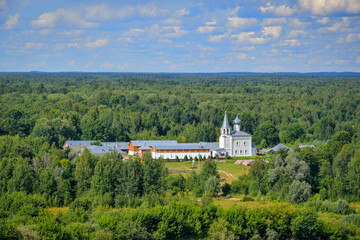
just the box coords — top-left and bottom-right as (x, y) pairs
(236, 141), (239, 146)
(240, 150), (243, 154)
(245, 150), (247, 154)
(244, 141), (247, 146)
(235, 150), (238, 154)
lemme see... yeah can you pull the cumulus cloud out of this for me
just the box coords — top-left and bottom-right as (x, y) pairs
(232, 32), (268, 45)
(318, 17), (350, 33)
(279, 39), (301, 47)
(24, 42), (46, 50)
(299, 0), (360, 15)
(261, 18), (287, 26)
(32, 8), (98, 28)
(231, 6), (241, 17)
(226, 17), (257, 29)
(208, 32), (230, 43)
(32, 4), (169, 28)
(262, 26), (282, 39)
(288, 18), (311, 29)
(236, 53), (248, 60)
(287, 30), (307, 38)
(3, 13), (19, 30)
(127, 24), (188, 39)
(173, 8), (189, 18)
(84, 39), (108, 48)
(317, 17), (329, 24)
(197, 25), (217, 34)
(259, 3), (297, 16)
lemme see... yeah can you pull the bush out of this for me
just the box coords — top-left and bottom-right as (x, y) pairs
(221, 183), (231, 196)
(333, 199), (352, 215)
(208, 218), (236, 240)
(291, 210), (319, 240)
(341, 214), (360, 227)
(204, 176), (220, 197)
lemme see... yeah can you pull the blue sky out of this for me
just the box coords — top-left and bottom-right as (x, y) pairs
(0, 0), (360, 72)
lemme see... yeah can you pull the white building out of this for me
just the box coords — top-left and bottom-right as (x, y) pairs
(219, 111), (257, 157)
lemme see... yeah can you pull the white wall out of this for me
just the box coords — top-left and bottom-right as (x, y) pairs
(152, 151), (211, 160)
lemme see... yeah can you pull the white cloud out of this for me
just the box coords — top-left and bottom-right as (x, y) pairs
(206, 20), (217, 25)
(262, 26), (282, 39)
(173, 8), (189, 18)
(318, 17), (350, 33)
(287, 30), (307, 38)
(118, 37), (135, 43)
(102, 62), (114, 69)
(226, 17), (257, 29)
(357, 56), (360, 64)
(263, 49), (282, 56)
(32, 8), (98, 28)
(3, 13), (19, 30)
(236, 53), (248, 60)
(84, 39), (108, 48)
(161, 26), (188, 38)
(317, 17), (329, 24)
(299, 0), (360, 15)
(84, 61), (93, 69)
(69, 60), (75, 66)
(259, 3), (297, 16)
(232, 32), (268, 45)
(335, 59), (346, 64)
(59, 29), (85, 36)
(137, 4), (168, 18)
(345, 33), (360, 42)
(158, 39), (173, 44)
(24, 42), (46, 50)
(130, 24), (188, 39)
(39, 29), (52, 35)
(288, 18), (311, 29)
(261, 18), (287, 26)
(161, 18), (182, 25)
(231, 6), (241, 17)
(197, 25), (217, 34)
(124, 28), (146, 37)
(208, 32), (230, 43)
(279, 39), (301, 47)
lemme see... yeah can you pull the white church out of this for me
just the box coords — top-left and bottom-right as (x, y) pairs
(219, 111), (257, 157)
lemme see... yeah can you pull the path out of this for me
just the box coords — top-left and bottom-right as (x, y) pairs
(218, 170), (236, 179)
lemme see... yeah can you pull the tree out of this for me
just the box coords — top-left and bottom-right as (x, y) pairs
(75, 148), (97, 195)
(38, 168), (57, 196)
(204, 176), (220, 197)
(253, 121), (280, 147)
(9, 159), (35, 194)
(143, 153), (167, 195)
(288, 180), (311, 204)
(200, 160), (219, 182)
(284, 124), (305, 143)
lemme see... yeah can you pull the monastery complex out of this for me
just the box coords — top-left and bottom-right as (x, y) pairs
(64, 111), (257, 159)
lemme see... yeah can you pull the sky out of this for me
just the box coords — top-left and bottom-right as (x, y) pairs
(0, 0), (360, 72)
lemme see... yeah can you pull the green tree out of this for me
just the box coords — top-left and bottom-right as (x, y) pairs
(284, 124), (305, 143)
(142, 153), (167, 195)
(288, 180), (311, 204)
(200, 160), (219, 182)
(9, 159), (35, 194)
(75, 148), (97, 195)
(204, 176), (220, 197)
(253, 121), (280, 147)
(291, 210), (319, 240)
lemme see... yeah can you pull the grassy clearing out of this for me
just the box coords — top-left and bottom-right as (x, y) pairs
(164, 160), (249, 183)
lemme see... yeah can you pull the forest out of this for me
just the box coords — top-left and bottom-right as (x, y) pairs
(0, 73), (360, 239)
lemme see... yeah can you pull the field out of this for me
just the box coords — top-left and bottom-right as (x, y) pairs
(164, 159), (250, 183)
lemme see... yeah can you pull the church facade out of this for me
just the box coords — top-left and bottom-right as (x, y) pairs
(219, 111), (257, 157)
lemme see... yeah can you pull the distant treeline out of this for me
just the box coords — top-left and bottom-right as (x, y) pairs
(0, 73), (359, 148)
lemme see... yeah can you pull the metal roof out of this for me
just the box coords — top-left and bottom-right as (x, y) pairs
(199, 142), (219, 150)
(131, 140), (177, 147)
(102, 142), (129, 149)
(221, 111), (231, 129)
(153, 143), (209, 150)
(82, 145), (126, 154)
(272, 144), (290, 151)
(231, 131), (251, 136)
(66, 140), (94, 146)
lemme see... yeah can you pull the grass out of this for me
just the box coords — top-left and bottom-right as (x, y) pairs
(164, 159), (249, 183)
(47, 206), (69, 215)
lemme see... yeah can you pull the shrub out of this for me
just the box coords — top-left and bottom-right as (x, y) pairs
(333, 199), (353, 215)
(291, 210), (319, 240)
(342, 214), (360, 227)
(204, 176), (220, 197)
(221, 183), (231, 196)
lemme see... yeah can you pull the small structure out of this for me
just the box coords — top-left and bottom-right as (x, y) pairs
(298, 144), (315, 150)
(260, 143), (290, 154)
(129, 140), (178, 156)
(63, 140), (94, 152)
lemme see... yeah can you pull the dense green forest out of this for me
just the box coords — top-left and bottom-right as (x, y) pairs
(1, 73), (360, 239)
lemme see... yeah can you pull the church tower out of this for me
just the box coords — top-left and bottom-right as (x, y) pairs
(233, 114), (241, 132)
(219, 111), (231, 149)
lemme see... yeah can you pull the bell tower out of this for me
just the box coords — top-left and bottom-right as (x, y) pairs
(219, 111), (231, 149)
